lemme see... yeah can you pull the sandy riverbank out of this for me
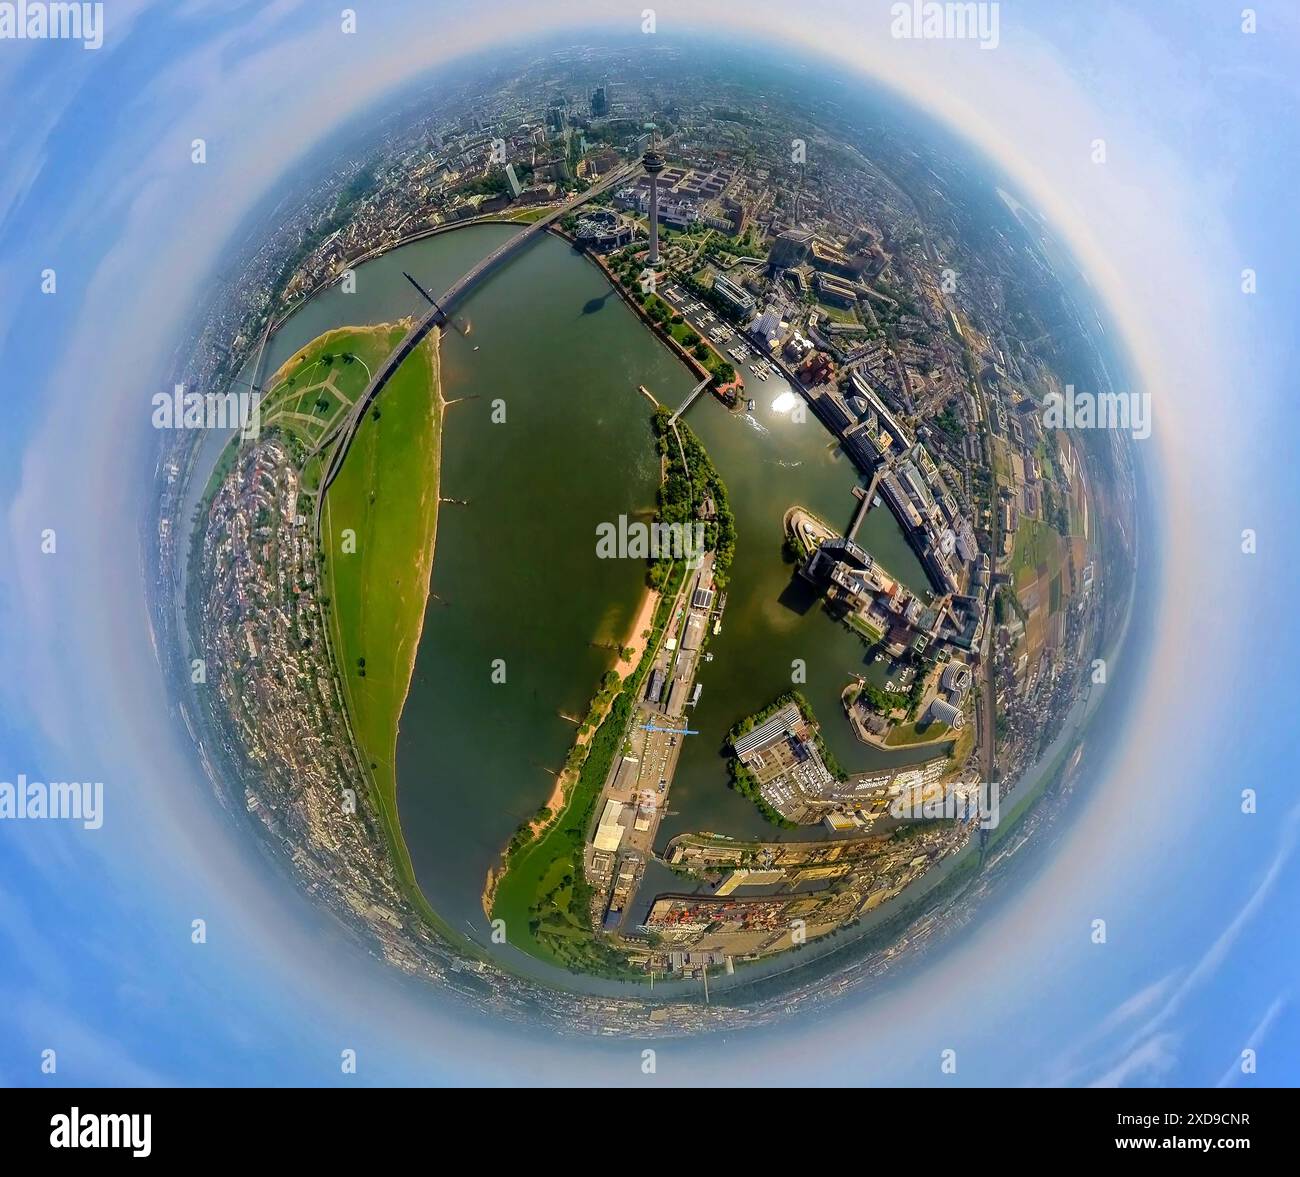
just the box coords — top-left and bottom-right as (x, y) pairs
(523, 584), (661, 837)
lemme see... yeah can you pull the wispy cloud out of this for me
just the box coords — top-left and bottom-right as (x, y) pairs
(1046, 804), (1300, 1086)
(1216, 993), (1288, 1088)
(1089, 1032), (1181, 1088)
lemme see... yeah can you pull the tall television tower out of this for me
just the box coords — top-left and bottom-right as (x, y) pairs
(642, 142), (665, 266)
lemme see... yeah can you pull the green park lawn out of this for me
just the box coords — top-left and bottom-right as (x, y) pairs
(260, 325), (390, 447)
(885, 719), (951, 747)
(321, 325), (442, 826)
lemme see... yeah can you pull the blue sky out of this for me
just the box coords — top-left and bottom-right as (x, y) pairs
(1, 0), (1297, 1085)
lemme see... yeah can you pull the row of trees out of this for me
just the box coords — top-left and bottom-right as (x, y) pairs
(649, 408), (738, 588)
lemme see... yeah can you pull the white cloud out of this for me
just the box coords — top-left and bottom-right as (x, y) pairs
(1216, 993), (1287, 1087)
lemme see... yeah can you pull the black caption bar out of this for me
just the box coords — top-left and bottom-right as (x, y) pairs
(1, 1086), (1291, 1162)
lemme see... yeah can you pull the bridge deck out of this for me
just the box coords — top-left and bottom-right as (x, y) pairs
(669, 376), (714, 424)
(845, 469), (884, 540)
(314, 161), (640, 517)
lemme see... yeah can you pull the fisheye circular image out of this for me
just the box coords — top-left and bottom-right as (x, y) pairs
(173, 34), (1140, 1024)
(2, 0), (1298, 1126)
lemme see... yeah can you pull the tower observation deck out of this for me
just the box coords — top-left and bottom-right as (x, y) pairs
(642, 149), (665, 266)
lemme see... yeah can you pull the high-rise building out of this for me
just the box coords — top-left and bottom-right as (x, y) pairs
(770, 228), (813, 270)
(590, 85), (608, 117)
(643, 149), (665, 265)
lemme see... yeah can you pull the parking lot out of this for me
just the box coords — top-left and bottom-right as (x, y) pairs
(660, 279), (780, 382)
(657, 282), (781, 384)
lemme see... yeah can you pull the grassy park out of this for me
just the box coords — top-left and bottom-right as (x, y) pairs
(320, 326), (442, 830)
(245, 321), (462, 949)
(259, 324), (398, 447)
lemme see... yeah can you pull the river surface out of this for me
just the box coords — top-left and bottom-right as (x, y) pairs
(651, 387), (944, 858)
(224, 220), (942, 976)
